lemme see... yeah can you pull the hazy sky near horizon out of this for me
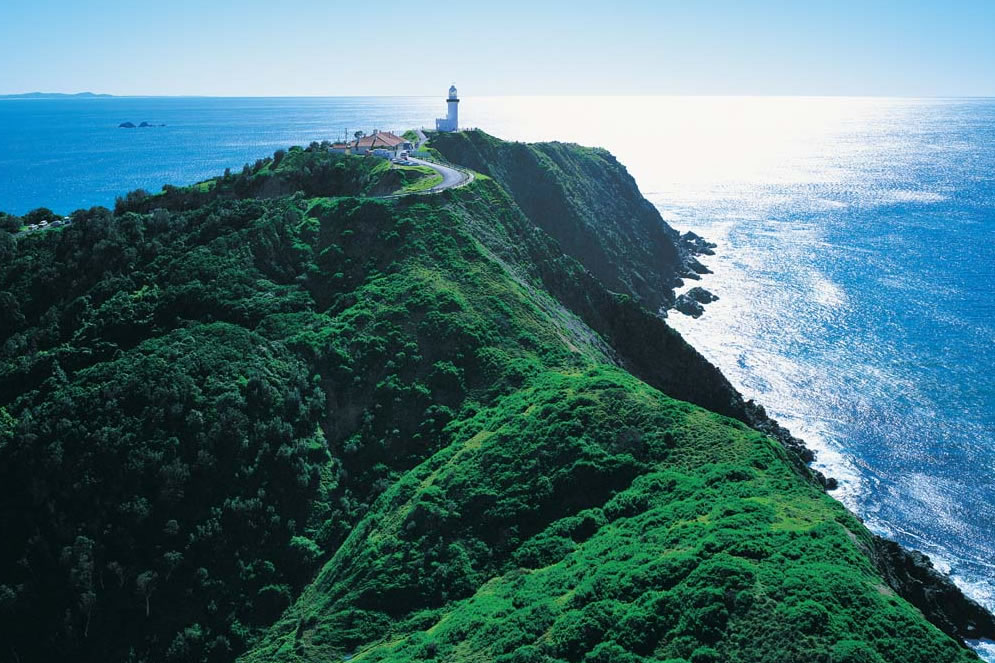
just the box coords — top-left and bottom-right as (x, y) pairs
(1, 0), (993, 97)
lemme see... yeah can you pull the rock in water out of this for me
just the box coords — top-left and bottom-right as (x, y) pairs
(674, 287), (718, 317)
(118, 121), (136, 128)
(686, 286), (719, 304)
(682, 230), (717, 255)
(674, 294), (705, 317)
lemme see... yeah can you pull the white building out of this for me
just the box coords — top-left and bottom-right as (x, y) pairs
(435, 84), (459, 132)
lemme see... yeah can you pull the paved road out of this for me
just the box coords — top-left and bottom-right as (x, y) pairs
(402, 129), (472, 193)
(406, 156), (470, 193)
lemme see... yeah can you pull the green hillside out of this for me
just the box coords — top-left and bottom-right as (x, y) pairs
(0, 133), (989, 663)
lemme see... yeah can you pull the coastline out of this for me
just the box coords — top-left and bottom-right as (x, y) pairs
(427, 126), (995, 650)
(3, 126), (993, 660)
(667, 228), (995, 651)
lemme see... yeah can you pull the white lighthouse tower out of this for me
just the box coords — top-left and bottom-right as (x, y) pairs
(435, 84), (459, 132)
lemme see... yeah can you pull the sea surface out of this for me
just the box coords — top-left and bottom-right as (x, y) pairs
(2, 95), (994, 657)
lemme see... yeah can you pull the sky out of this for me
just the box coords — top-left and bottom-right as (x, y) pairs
(1, 0), (993, 97)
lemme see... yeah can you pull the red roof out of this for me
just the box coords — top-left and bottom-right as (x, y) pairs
(355, 131), (406, 148)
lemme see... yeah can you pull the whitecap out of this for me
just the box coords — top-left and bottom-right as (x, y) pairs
(875, 189), (948, 204)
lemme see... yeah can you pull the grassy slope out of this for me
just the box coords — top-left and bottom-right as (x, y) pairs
(244, 179), (975, 661)
(396, 166), (444, 193)
(430, 130), (687, 311)
(0, 138), (983, 663)
(247, 366), (972, 663)
(114, 145), (410, 215)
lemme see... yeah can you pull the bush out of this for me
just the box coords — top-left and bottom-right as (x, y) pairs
(780, 599), (831, 635)
(0, 212), (21, 233)
(690, 647), (720, 663)
(584, 642), (641, 663)
(830, 640), (886, 663)
(514, 535), (576, 569)
(22, 207), (58, 225)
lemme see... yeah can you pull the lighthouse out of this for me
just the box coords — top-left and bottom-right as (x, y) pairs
(435, 84), (459, 132)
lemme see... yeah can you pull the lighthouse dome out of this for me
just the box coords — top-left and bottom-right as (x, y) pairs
(448, 84), (458, 99)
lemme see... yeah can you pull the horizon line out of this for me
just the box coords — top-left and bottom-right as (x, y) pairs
(3, 92), (995, 100)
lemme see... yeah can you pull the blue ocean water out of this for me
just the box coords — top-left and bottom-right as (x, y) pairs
(2, 96), (993, 656)
(0, 96), (439, 215)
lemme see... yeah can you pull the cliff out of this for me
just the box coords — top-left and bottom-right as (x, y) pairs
(0, 133), (989, 663)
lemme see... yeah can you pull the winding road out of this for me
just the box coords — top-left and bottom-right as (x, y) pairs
(406, 156), (469, 193)
(378, 129), (473, 198)
(385, 128), (472, 196)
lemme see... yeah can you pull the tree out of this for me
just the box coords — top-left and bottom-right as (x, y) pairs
(63, 536), (97, 638)
(0, 212), (21, 233)
(151, 208), (171, 231)
(163, 552), (183, 581)
(136, 571), (158, 618)
(0, 232), (15, 261)
(23, 207), (58, 225)
(115, 189), (150, 214)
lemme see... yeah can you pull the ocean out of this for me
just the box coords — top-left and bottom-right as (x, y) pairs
(2, 95), (993, 657)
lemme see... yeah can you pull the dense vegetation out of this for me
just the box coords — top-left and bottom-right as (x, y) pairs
(247, 368), (973, 663)
(430, 130), (709, 312)
(113, 142), (432, 215)
(0, 133), (988, 663)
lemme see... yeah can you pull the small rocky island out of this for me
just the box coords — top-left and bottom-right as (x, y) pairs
(675, 285), (720, 317)
(118, 121), (166, 128)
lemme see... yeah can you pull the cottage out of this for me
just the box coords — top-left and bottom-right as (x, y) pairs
(352, 130), (413, 156)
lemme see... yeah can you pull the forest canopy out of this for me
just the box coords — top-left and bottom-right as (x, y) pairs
(0, 134), (986, 663)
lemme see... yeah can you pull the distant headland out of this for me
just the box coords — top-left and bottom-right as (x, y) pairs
(0, 91), (113, 99)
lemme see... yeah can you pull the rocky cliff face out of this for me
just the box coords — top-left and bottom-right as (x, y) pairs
(434, 130), (994, 652)
(2, 132), (991, 663)
(874, 537), (995, 644)
(433, 132), (824, 474)
(431, 130), (711, 312)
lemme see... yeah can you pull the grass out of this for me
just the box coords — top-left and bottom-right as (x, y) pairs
(397, 165), (444, 193)
(412, 146), (446, 162)
(1, 131), (983, 663)
(244, 366), (975, 663)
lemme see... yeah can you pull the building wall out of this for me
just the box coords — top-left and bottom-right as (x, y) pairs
(436, 96), (459, 132)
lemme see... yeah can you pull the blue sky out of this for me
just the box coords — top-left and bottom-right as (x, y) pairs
(1, 0), (992, 96)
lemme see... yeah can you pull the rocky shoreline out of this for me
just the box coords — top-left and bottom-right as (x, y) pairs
(429, 129), (995, 652)
(672, 228), (995, 648)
